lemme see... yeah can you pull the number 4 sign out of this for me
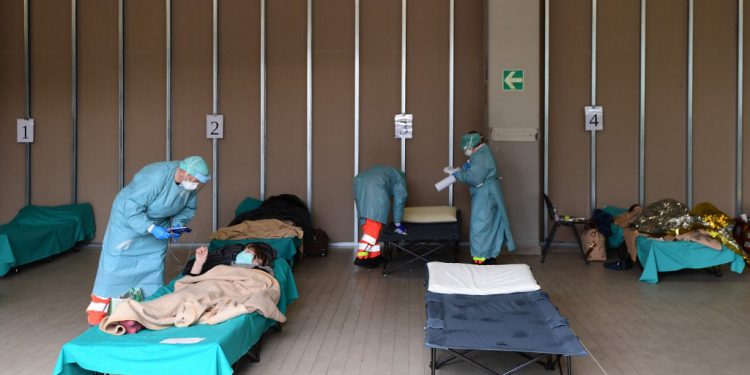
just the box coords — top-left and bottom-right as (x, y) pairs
(206, 114), (224, 139)
(17, 118), (34, 143)
(584, 106), (603, 131)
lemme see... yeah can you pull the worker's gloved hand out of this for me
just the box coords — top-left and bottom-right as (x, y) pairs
(395, 224), (408, 235)
(149, 225), (176, 241)
(443, 166), (460, 175)
(169, 225), (183, 241)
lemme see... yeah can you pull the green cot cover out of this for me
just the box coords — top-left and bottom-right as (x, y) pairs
(234, 196), (263, 217)
(0, 204), (95, 277)
(53, 258), (298, 375)
(636, 236), (745, 284)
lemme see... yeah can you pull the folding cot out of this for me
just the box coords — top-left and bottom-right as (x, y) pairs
(0, 204), (95, 276)
(53, 255), (298, 375)
(380, 206), (460, 276)
(636, 236), (746, 283)
(424, 262), (587, 375)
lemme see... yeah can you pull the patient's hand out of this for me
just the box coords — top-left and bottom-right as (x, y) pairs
(195, 247), (208, 264)
(190, 247), (209, 276)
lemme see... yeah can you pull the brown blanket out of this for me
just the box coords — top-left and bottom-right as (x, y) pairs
(210, 219), (304, 241)
(100, 265), (286, 335)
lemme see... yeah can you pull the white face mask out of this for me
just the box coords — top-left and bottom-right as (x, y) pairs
(464, 148), (474, 157)
(180, 180), (199, 191)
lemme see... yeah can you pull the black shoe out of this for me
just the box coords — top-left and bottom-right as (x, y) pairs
(354, 256), (383, 269)
(604, 259), (632, 271)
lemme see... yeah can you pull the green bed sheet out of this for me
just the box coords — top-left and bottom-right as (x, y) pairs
(53, 258), (298, 375)
(637, 236), (745, 284)
(0, 204), (95, 276)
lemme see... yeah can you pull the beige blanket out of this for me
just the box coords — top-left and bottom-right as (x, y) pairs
(100, 265), (286, 335)
(210, 219), (303, 241)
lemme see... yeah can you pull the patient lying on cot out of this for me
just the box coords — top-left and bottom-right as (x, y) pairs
(101, 243), (286, 335)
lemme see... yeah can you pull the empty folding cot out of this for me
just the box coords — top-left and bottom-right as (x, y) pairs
(424, 262), (587, 375)
(380, 206), (461, 276)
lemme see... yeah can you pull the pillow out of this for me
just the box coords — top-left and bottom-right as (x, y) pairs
(401, 206), (457, 223)
(234, 197), (263, 216)
(427, 262), (541, 295)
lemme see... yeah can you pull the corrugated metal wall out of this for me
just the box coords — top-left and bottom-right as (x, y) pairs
(2, 0), (748, 245)
(0, 0), (483, 243)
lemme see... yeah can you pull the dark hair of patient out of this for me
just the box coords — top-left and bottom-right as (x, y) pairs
(244, 243), (274, 267)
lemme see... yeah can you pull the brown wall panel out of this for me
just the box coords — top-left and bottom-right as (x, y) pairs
(266, 0), (307, 201)
(312, 0), (355, 241)
(30, 0), (72, 206)
(693, 0), (736, 213)
(645, 0), (687, 204)
(218, 0), (260, 226)
(596, 0), (639, 209)
(0, 1), (25, 222)
(454, 0), (484, 237)
(549, 0), (591, 218)
(172, 0), (213, 239)
(744, 0), (750, 214)
(406, 0), (449, 207)
(78, 0), (119, 243)
(360, 0), (401, 170)
(124, 0), (166, 181)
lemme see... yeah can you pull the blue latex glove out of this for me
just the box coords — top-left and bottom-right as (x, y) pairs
(150, 225), (176, 241)
(169, 225), (183, 241)
(395, 224), (408, 235)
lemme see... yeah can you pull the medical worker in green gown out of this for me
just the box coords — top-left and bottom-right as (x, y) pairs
(445, 131), (515, 264)
(87, 156), (210, 325)
(353, 165), (408, 268)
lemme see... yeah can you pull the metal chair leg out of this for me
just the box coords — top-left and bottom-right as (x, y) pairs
(541, 222), (560, 263)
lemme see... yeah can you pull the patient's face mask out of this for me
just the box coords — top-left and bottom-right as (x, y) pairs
(235, 251), (255, 265)
(180, 180), (199, 191)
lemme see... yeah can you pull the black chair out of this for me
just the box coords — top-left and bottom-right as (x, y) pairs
(541, 194), (588, 264)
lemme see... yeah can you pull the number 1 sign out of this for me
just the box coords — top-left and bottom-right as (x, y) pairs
(17, 118), (34, 143)
(584, 106), (603, 131)
(206, 114), (224, 139)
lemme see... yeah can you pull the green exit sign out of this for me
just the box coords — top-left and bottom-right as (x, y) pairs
(502, 69), (524, 91)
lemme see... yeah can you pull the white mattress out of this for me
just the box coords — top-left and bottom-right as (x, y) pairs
(402, 206), (457, 223)
(427, 262), (541, 295)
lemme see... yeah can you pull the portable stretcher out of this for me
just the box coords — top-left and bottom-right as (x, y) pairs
(54, 252), (298, 375)
(380, 206), (461, 276)
(0, 204), (95, 276)
(424, 262), (587, 375)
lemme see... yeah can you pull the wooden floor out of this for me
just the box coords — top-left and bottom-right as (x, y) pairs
(1, 245), (748, 375)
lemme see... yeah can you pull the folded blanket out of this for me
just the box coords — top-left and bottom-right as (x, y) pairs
(210, 219), (303, 241)
(100, 265), (286, 335)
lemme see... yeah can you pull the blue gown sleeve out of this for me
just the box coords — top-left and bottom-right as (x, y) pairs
(453, 157), (490, 187)
(391, 176), (408, 224)
(172, 192), (198, 227)
(121, 176), (160, 234)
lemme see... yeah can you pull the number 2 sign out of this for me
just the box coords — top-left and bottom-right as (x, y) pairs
(584, 106), (603, 131)
(206, 114), (224, 139)
(17, 118), (34, 143)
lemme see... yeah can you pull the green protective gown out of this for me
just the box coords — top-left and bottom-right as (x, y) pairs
(353, 166), (408, 225)
(453, 145), (516, 258)
(93, 161), (198, 298)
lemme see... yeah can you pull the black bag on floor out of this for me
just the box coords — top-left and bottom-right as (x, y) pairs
(306, 229), (329, 257)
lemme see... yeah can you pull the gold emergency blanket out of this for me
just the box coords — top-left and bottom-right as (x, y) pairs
(634, 200), (748, 264)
